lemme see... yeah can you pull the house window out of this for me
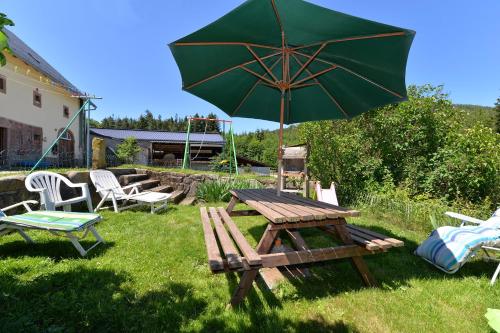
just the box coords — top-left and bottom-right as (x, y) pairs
(0, 75), (6, 94)
(63, 105), (70, 118)
(33, 89), (42, 108)
(33, 134), (42, 145)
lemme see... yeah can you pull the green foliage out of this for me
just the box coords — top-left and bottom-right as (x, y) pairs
(300, 84), (500, 208)
(0, 13), (14, 67)
(234, 125), (302, 168)
(496, 98), (500, 134)
(426, 124), (500, 203)
(116, 137), (141, 163)
(455, 104), (497, 131)
(196, 178), (263, 202)
(92, 111), (221, 133)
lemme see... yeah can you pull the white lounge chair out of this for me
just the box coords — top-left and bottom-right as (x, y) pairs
(90, 170), (171, 214)
(315, 181), (339, 206)
(0, 200), (104, 257)
(25, 171), (93, 212)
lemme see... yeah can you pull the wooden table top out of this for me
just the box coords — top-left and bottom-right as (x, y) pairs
(231, 189), (360, 224)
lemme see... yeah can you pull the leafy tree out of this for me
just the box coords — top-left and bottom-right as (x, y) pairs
(0, 13), (14, 66)
(116, 137), (141, 164)
(495, 98), (500, 134)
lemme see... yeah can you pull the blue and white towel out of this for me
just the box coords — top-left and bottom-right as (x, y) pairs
(416, 225), (500, 273)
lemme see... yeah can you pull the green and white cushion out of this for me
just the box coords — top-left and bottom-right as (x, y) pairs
(0, 211), (101, 232)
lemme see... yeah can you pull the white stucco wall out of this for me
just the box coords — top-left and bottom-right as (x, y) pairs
(0, 54), (83, 158)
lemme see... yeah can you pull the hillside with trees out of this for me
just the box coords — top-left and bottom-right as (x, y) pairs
(90, 111), (221, 133)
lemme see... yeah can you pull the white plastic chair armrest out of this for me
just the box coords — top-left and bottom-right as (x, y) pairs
(96, 187), (120, 193)
(445, 212), (485, 225)
(122, 183), (140, 190)
(1, 200), (39, 213)
(67, 182), (89, 188)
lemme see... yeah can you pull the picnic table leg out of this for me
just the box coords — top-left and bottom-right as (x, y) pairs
(229, 225), (279, 307)
(333, 219), (378, 287)
(226, 196), (239, 214)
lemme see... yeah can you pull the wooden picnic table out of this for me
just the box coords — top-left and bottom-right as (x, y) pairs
(200, 188), (404, 307)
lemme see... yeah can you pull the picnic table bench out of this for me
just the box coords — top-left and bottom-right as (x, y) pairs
(200, 189), (404, 307)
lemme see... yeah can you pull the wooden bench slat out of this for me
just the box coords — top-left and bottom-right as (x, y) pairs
(346, 227), (393, 249)
(321, 226), (381, 251)
(217, 207), (262, 266)
(199, 207), (224, 272)
(208, 207), (243, 269)
(230, 190), (286, 223)
(346, 225), (404, 247)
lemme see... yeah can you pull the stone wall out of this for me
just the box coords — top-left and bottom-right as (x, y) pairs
(0, 168), (276, 210)
(138, 169), (276, 198)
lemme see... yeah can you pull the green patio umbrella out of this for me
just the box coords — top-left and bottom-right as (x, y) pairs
(170, 0), (415, 193)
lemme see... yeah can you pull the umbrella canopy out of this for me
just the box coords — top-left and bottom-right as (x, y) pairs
(170, 0), (415, 194)
(169, 0), (415, 124)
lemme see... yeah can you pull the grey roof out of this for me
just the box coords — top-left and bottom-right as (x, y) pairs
(3, 29), (80, 94)
(90, 128), (225, 145)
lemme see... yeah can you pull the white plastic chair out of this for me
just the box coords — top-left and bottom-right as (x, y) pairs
(90, 170), (170, 214)
(445, 208), (500, 284)
(315, 181), (339, 206)
(25, 171), (93, 212)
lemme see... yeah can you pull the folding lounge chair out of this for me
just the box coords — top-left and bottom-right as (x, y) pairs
(25, 171), (93, 212)
(90, 170), (171, 214)
(416, 209), (500, 284)
(0, 200), (104, 257)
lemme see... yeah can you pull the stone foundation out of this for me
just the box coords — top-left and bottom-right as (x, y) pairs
(0, 168), (276, 210)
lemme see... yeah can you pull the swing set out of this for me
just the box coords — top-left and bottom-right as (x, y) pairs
(182, 117), (238, 175)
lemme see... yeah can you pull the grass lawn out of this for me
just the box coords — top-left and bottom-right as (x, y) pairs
(1, 204), (499, 332)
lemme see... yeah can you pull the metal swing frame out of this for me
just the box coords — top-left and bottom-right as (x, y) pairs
(182, 117), (238, 175)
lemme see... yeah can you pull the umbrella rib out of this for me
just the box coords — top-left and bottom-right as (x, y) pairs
(240, 66), (277, 87)
(291, 54), (349, 118)
(291, 31), (407, 51)
(290, 66), (338, 87)
(270, 0), (284, 35)
(293, 50), (404, 99)
(174, 41), (280, 51)
(233, 56), (283, 116)
(183, 51), (281, 90)
(290, 43), (326, 83)
(246, 46), (279, 82)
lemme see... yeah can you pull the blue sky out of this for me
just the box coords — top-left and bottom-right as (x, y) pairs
(2, 0), (499, 133)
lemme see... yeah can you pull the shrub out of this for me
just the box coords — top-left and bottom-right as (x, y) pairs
(196, 179), (263, 202)
(116, 137), (141, 164)
(426, 124), (500, 204)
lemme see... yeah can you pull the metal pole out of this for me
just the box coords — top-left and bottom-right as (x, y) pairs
(86, 100), (91, 169)
(30, 99), (90, 173)
(231, 123), (238, 176)
(182, 118), (191, 169)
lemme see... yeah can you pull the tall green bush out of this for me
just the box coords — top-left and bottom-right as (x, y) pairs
(301, 84), (500, 208)
(426, 124), (499, 204)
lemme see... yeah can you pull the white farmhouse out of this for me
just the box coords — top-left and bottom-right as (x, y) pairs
(0, 29), (88, 168)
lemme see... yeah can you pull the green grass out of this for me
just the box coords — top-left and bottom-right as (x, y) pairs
(1, 205), (499, 332)
(0, 168), (88, 179)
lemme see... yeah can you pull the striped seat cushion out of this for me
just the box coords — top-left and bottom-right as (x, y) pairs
(416, 226), (500, 273)
(0, 211), (101, 232)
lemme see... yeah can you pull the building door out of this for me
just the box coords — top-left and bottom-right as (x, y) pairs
(0, 127), (6, 166)
(57, 129), (75, 166)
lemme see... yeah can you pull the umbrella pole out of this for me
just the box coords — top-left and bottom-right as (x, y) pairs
(277, 92), (285, 196)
